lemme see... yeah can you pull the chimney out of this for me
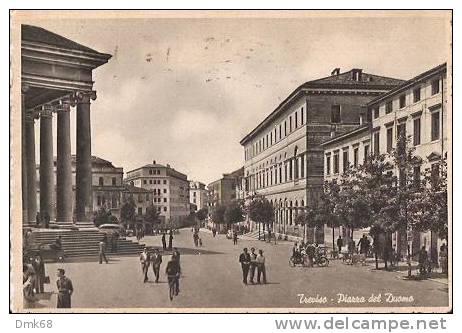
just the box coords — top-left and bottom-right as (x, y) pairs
(167, 164), (171, 168)
(331, 68), (340, 76)
(352, 68), (363, 81)
(153, 160), (156, 164)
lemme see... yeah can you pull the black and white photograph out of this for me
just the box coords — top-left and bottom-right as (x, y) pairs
(9, 10), (452, 313)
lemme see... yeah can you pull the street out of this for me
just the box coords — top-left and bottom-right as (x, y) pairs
(34, 229), (448, 310)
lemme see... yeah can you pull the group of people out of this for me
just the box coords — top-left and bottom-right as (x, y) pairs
(161, 230), (175, 251)
(239, 247), (267, 285)
(35, 211), (51, 229)
(336, 234), (371, 256)
(191, 227), (203, 247)
(291, 241), (321, 266)
(139, 247), (181, 297)
(23, 254), (46, 301)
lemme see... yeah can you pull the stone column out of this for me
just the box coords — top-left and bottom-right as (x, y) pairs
(75, 91), (96, 223)
(25, 111), (37, 225)
(21, 85), (29, 225)
(39, 105), (54, 223)
(56, 99), (73, 224)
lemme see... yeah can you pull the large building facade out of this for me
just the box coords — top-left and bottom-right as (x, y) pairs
(124, 161), (190, 225)
(240, 68), (404, 241)
(321, 63), (448, 255)
(207, 167), (244, 209)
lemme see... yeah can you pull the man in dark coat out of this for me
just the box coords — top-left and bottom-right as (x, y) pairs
(238, 248), (251, 284)
(249, 247), (257, 284)
(358, 234), (370, 255)
(168, 231), (173, 250)
(166, 255), (181, 296)
(56, 269), (73, 308)
(33, 254), (45, 294)
(161, 232), (167, 250)
(43, 211), (50, 229)
(336, 236), (343, 254)
(151, 249), (163, 283)
(35, 212), (41, 227)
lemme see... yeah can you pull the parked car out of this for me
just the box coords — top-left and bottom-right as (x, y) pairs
(24, 243), (64, 263)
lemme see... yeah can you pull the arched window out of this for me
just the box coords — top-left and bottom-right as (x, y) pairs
(294, 146), (299, 179)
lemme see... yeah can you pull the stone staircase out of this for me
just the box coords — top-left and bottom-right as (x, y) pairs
(28, 229), (145, 261)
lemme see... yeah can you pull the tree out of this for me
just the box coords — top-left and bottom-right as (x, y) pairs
(224, 201), (245, 227)
(196, 207), (209, 223)
(247, 195), (274, 240)
(93, 207), (111, 227)
(120, 197), (136, 227)
(211, 204), (226, 225)
(295, 201), (323, 243)
(144, 204), (161, 233)
(317, 180), (342, 249)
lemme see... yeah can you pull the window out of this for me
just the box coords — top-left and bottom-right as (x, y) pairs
(331, 105), (341, 123)
(146, 193), (149, 201)
(385, 101), (393, 114)
(399, 95), (406, 109)
(164, 198), (167, 203)
(138, 194), (143, 202)
(143, 179), (147, 185)
(295, 112), (298, 128)
(163, 179), (167, 185)
(270, 132), (273, 145)
(301, 107), (304, 125)
(99, 177), (104, 186)
(343, 150), (349, 172)
(333, 153), (339, 174)
(289, 116), (292, 132)
(386, 127), (393, 153)
(97, 195), (101, 206)
(373, 107), (379, 119)
(431, 110), (440, 141)
(300, 155), (305, 178)
(353, 148), (358, 168)
(413, 118), (421, 146)
(284, 163), (287, 181)
(111, 177), (116, 186)
(284, 121), (287, 136)
(157, 207), (161, 212)
(397, 123), (406, 154)
(279, 125), (282, 140)
(279, 165), (282, 183)
(326, 155), (331, 175)
(163, 189), (167, 194)
(431, 79), (440, 95)
(413, 87), (421, 102)
(373, 131), (380, 155)
(289, 160), (293, 180)
(364, 145), (370, 162)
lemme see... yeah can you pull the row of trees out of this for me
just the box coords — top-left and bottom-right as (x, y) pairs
(300, 135), (447, 262)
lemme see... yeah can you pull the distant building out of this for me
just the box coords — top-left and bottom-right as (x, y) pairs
(124, 160), (190, 226)
(36, 155), (125, 221)
(240, 68), (404, 241)
(189, 181), (208, 212)
(121, 184), (154, 217)
(207, 167), (244, 209)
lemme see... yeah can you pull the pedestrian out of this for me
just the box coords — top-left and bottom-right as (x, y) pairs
(249, 247), (257, 284)
(99, 240), (108, 264)
(35, 212), (41, 228)
(43, 211), (50, 229)
(152, 249), (162, 283)
(172, 248), (181, 293)
(212, 227), (216, 237)
(233, 231), (238, 245)
(306, 243), (315, 267)
(51, 236), (62, 251)
(166, 255), (181, 297)
(162, 232), (167, 251)
(23, 262), (36, 305)
(56, 268), (73, 308)
(199, 238), (203, 247)
(238, 248), (251, 284)
(256, 249), (267, 284)
(418, 246), (428, 277)
(193, 232), (199, 247)
(348, 238), (356, 255)
(168, 231), (173, 250)
(336, 236), (343, 255)
(358, 234), (369, 255)
(112, 232), (119, 253)
(33, 254), (45, 294)
(440, 243), (448, 275)
(139, 248), (151, 283)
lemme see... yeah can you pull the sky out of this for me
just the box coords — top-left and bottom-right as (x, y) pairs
(22, 11), (451, 184)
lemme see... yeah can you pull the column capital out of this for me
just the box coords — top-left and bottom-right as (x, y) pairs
(54, 98), (72, 113)
(25, 109), (40, 122)
(72, 90), (97, 105)
(40, 104), (53, 118)
(21, 84), (30, 94)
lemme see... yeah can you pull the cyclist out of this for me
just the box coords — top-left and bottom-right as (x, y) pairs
(166, 255), (180, 298)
